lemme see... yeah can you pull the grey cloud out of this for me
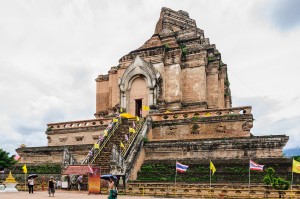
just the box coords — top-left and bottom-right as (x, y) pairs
(262, 0), (300, 31)
(233, 95), (299, 149)
(232, 96), (282, 120)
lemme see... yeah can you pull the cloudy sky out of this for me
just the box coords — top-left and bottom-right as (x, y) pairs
(0, 0), (300, 155)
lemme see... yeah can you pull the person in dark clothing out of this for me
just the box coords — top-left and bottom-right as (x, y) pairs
(48, 176), (56, 197)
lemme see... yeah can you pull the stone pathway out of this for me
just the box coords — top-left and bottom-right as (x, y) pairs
(0, 190), (175, 199)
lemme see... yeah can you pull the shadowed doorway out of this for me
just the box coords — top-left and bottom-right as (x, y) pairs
(135, 99), (142, 117)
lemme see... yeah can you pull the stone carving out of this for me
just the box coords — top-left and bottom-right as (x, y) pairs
(216, 125), (226, 133)
(242, 121), (253, 131)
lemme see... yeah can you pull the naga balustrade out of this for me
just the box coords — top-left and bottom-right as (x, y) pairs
(121, 118), (146, 157)
(81, 120), (120, 164)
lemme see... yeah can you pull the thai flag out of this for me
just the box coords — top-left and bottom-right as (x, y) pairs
(176, 162), (189, 172)
(14, 153), (20, 161)
(250, 160), (264, 171)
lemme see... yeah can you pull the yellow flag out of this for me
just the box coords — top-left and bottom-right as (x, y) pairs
(129, 127), (136, 133)
(22, 164), (27, 174)
(120, 113), (136, 119)
(293, 159), (300, 174)
(120, 141), (125, 149)
(103, 130), (108, 137)
(94, 143), (99, 149)
(142, 105), (150, 111)
(136, 116), (140, 122)
(113, 118), (118, 123)
(204, 112), (211, 116)
(210, 161), (216, 175)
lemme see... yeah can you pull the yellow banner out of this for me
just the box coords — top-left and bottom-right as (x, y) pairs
(120, 113), (136, 119)
(22, 164), (27, 174)
(142, 105), (150, 111)
(120, 141), (125, 148)
(103, 130), (108, 137)
(293, 159), (300, 174)
(210, 161), (216, 175)
(94, 143), (99, 149)
(113, 118), (118, 123)
(129, 127), (136, 133)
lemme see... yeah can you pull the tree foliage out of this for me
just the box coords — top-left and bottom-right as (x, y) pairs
(263, 167), (290, 190)
(0, 148), (17, 169)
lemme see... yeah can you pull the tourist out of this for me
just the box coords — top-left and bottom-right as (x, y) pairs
(108, 176), (118, 199)
(88, 148), (93, 162)
(48, 176), (56, 197)
(77, 175), (83, 191)
(108, 122), (113, 129)
(27, 177), (34, 194)
(98, 134), (104, 143)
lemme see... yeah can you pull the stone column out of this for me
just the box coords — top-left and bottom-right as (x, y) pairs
(164, 63), (182, 110)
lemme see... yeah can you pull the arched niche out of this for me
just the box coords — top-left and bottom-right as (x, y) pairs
(119, 56), (159, 115)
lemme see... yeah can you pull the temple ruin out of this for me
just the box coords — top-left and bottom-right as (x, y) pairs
(16, 7), (289, 183)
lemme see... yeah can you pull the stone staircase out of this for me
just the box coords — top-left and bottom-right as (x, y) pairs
(93, 121), (133, 174)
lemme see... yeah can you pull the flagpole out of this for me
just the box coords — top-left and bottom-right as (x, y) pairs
(175, 160), (177, 187)
(249, 159), (251, 192)
(209, 159), (212, 189)
(291, 158), (294, 191)
(25, 173), (27, 192)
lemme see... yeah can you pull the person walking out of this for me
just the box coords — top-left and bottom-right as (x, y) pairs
(77, 175), (83, 191)
(108, 176), (118, 199)
(27, 177), (34, 194)
(48, 176), (56, 197)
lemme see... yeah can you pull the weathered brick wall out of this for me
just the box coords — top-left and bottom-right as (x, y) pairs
(164, 64), (182, 107)
(47, 129), (103, 146)
(16, 144), (93, 164)
(150, 120), (250, 141)
(96, 77), (109, 113)
(206, 61), (220, 108)
(144, 135), (288, 161)
(181, 66), (206, 103)
(109, 68), (119, 109)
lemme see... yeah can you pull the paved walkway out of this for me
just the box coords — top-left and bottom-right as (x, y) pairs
(0, 190), (172, 199)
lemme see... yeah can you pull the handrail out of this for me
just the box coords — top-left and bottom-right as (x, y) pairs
(81, 119), (121, 164)
(121, 118), (145, 157)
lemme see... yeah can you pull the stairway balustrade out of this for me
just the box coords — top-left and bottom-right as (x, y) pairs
(121, 118), (145, 157)
(81, 119), (120, 164)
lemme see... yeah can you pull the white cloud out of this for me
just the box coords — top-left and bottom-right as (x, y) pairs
(0, 0), (299, 155)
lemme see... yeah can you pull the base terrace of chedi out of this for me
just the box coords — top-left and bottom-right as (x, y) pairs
(17, 7), (289, 182)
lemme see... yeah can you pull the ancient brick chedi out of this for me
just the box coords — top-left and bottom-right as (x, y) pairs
(16, 8), (288, 181)
(95, 8), (231, 118)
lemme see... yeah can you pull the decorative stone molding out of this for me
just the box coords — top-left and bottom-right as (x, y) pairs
(59, 137), (68, 142)
(75, 136), (84, 141)
(95, 74), (109, 82)
(119, 56), (160, 109)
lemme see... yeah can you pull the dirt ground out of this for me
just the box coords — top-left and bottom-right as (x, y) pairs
(0, 190), (178, 199)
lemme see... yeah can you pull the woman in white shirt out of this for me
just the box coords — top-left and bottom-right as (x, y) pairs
(27, 178), (34, 194)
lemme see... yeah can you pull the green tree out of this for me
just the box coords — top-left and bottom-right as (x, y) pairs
(263, 167), (290, 198)
(293, 156), (300, 162)
(0, 148), (17, 170)
(263, 167), (276, 186)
